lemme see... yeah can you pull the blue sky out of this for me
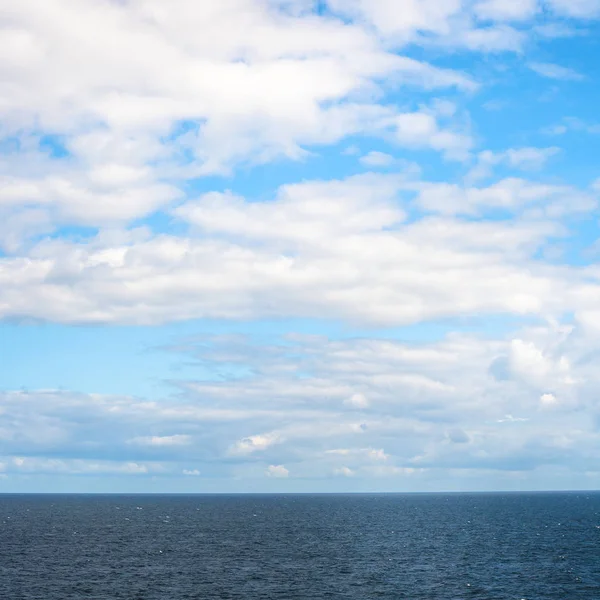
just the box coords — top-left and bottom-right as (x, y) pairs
(2, 0), (600, 492)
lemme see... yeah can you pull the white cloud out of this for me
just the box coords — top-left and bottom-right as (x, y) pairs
(344, 393), (371, 408)
(541, 117), (600, 136)
(496, 414), (529, 423)
(508, 339), (553, 383)
(540, 393), (559, 407)
(368, 448), (389, 461)
(466, 147), (561, 182)
(418, 177), (594, 217)
(265, 464), (289, 478)
(329, 0), (526, 52)
(183, 469), (201, 476)
(1, 170), (596, 327)
(231, 433), (282, 455)
(359, 151), (395, 167)
(327, 448), (388, 461)
(2, 315), (600, 483)
(2, 0), (600, 491)
(528, 62), (585, 81)
(475, 0), (539, 22)
(503, 147), (561, 169)
(479, 26), (528, 50)
(8, 457), (155, 475)
(394, 111), (473, 160)
(366, 466), (422, 476)
(0, 0), (481, 248)
(334, 466), (355, 477)
(343, 145), (361, 156)
(546, 0), (600, 18)
(129, 434), (191, 447)
(328, 0), (463, 39)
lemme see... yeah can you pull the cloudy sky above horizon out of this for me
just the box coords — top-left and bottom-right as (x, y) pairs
(2, 0), (600, 493)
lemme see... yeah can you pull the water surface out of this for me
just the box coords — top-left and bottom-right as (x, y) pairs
(1, 492), (599, 599)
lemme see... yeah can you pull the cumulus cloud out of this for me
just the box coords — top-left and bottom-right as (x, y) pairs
(540, 393), (559, 407)
(466, 147), (561, 182)
(265, 465), (289, 478)
(334, 466), (355, 477)
(475, 0), (539, 22)
(546, 0), (600, 18)
(3, 315), (600, 485)
(393, 110), (473, 161)
(0, 0), (481, 248)
(230, 433), (282, 455)
(344, 393), (371, 409)
(2, 0), (600, 491)
(1, 2), (599, 336)
(418, 177), (594, 217)
(328, 0), (527, 52)
(183, 469), (201, 476)
(1, 171), (596, 327)
(359, 151), (395, 167)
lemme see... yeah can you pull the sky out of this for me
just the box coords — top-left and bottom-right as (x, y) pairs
(1, 0), (600, 493)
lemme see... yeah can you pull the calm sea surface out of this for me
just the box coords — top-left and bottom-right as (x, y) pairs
(1, 493), (599, 599)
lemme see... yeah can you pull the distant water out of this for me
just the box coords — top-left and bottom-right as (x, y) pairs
(1, 493), (599, 599)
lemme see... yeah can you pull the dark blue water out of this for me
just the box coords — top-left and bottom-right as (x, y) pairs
(1, 493), (599, 599)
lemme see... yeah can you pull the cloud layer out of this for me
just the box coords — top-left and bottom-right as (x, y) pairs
(2, 0), (600, 490)
(2, 320), (600, 487)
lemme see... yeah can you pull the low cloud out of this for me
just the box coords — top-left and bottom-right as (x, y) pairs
(334, 466), (355, 477)
(528, 62), (585, 81)
(230, 433), (282, 455)
(265, 465), (289, 478)
(2, 315), (599, 485)
(183, 469), (201, 476)
(1, 172), (596, 327)
(359, 151), (395, 167)
(344, 393), (371, 409)
(129, 435), (191, 447)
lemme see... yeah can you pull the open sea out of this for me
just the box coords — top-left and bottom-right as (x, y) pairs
(1, 492), (599, 599)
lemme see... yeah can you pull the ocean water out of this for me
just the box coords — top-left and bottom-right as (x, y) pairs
(1, 493), (599, 599)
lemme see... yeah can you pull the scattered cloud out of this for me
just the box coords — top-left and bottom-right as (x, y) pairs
(344, 393), (371, 409)
(6, 457), (156, 475)
(129, 435), (191, 447)
(334, 466), (355, 477)
(3, 170), (595, 327)
(466, 146), (561, 182)
(183, 469), (201, 476)
(0, 0), (482, 249)
(266, 465), (289, 478)
(359, 151), (395, 167)
(418, 176), (594, 218)
(393, 111), (473, 161)
(496, 415), (529, 423)
(475, 0), (539, 22)
(327, 448), (388, 461)
(542, 117), (600, 136)
(231, 433), (282, 455)
(2, 0), (600, 491)
(2, 314), (600, 483)
(546, 0), (600, 18)
(528, 62), (585, 81)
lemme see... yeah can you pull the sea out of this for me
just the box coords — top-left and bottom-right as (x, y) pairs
(1, 492), (599, 599)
